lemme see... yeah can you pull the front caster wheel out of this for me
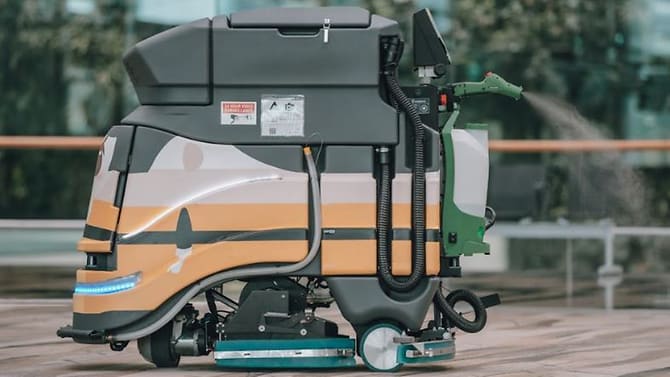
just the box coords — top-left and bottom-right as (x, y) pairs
(137, 321), (180, 368)
(359, 323), (403, 372)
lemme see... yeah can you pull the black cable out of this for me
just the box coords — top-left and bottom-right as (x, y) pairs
(205, 290), (218, 317)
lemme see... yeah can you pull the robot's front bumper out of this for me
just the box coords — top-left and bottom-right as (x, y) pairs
(57, 325), (106, 344)
(58, 310), (150, 344)
(58, 272), (154, 343)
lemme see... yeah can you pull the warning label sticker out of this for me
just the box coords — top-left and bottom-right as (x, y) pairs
(261, 95), (304, 137)
(221, 101), (257, 125)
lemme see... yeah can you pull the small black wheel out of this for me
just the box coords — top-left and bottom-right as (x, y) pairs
(109, 341), (128, 352)
(138, 321), (180, 368)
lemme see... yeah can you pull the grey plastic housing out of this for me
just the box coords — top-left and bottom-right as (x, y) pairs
(213, 16), (385, 86)
(229, 6), (370, 28)
(121, 8), (403, 145)
(326, 277), (440, 330)
(123, 18), (211, 105)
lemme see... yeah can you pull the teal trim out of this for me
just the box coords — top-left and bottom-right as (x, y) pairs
(215, 356), (356, 369)
(397, 339), (455, 364)
(214, 338), (356, 369)
(215, 338), (355, 351)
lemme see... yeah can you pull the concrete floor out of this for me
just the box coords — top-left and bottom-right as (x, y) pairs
(0, 299), (668, 377)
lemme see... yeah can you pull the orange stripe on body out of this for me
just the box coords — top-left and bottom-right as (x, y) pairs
(322, 203), (376, 228)
(322, 203), (440, 229)
(117, 203), (308, 233)
(392, 203), (440, 229)
(391, 240), (440, 276)
(321, 240), (377, 275)
(76, 238), (112, 253)
(74, 240), (307, 313)
(75, 244), (176, 283)
(321, 239), (440, 276)
(86, 199), (119, 231)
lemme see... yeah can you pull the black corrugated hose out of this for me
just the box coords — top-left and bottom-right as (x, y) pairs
(377, 36), (426, 292)
(433, 287), (487, 333)
(379, 37), (487, 333)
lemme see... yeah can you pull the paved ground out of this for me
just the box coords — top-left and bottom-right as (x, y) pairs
(0, 299), (668, 377)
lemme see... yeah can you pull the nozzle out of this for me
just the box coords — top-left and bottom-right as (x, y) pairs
(482, 72), (523, 100)
(452, 72), (523, 100)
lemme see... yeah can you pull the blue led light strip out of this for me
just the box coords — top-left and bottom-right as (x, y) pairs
(74, 273), (141, 295)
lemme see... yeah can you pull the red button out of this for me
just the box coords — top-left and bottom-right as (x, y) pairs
(440, 94), (448, 106)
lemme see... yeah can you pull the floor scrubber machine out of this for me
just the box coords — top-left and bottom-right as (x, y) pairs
(57, 7), (522, 371)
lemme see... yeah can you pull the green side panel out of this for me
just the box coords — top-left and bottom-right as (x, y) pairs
(464, 122), (489, 130)
(441, 124), (490, 257)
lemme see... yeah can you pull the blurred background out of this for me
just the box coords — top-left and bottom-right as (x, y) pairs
(1, 0), (669, 309)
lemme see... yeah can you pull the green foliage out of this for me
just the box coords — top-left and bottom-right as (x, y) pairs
(0, 0), (666, 225)
(445, 0), (670, 225)
(0, 0), (127, 218)
(447, 0), (631, 139)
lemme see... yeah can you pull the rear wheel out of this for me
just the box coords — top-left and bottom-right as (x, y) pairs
(137, 320), (180, 368)
(359, 323), (403, 372)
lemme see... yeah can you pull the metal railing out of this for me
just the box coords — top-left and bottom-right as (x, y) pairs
(0, 136), (101, 150)
(0, 220), (85, 267)
(488, 222), (670, 311)
(1, 136), (670, 152)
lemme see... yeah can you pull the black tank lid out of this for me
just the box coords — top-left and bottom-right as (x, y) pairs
(229, 6), (370, 28)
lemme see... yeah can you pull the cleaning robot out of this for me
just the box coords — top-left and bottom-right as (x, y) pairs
(57, 7), (522, 371)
